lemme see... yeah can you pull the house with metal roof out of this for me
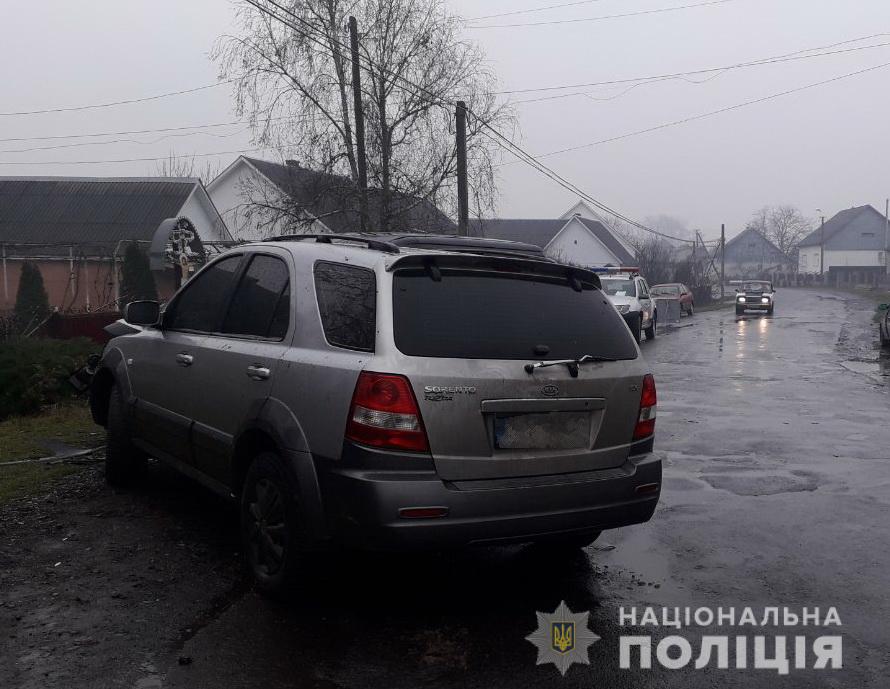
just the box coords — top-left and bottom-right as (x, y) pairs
(716, 226), (794, 279)
(0, 176), (230, 313)
(798, 205), (888, 285)
(207, 156), (455, 240)
(469, 202), (636, 268)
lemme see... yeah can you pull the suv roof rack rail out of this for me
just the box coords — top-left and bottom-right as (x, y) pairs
(263, 233), (401, 254)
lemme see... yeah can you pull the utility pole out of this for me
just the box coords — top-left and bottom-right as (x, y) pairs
(691, 233), (698, 287)
(884, 199), (890, 275)
(720, 224), (725, 300)
(349, 16), (369, 233)
(456, 100), (469, 236)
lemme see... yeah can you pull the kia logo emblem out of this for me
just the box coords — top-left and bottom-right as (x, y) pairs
(541, 384), (559, 397)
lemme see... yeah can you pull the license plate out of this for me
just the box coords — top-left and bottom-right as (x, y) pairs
(494, 412), (590, 450)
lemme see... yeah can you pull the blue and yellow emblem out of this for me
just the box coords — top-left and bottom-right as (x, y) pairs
(527, 601), (601, 676)
(551, 621), (575, 654)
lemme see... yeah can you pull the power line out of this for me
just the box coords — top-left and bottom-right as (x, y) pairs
(467, 0), (734, 29)
(468, 0), (613, 22)
(500, 36), (890, 98)
(0, 120), (247, 144)
(502, 59), (890, 163)
(0, 126), (251, 155)
(0, 80), (235, 117)
(0, 147), (274, 166)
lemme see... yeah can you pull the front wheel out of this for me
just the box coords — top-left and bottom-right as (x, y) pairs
(645, 315), (657, 341)
(735, 306), (745, 316)
(105, 384), (147, 487)
(241, 452), (305, 597)
(881, 324), (889, 348)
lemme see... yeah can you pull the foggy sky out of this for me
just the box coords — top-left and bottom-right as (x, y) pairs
(2, 0), (889, 240)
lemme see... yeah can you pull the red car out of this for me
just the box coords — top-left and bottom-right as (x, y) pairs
(650, 283), (695, 316)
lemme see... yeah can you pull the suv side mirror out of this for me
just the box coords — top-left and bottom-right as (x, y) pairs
(125, 300), (160, 326)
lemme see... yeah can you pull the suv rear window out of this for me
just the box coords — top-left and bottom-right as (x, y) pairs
(393, 268), (637, 360)
(314, 262), (377, 352)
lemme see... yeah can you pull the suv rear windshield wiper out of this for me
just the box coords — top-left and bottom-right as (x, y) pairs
(524, 354), (618, 378)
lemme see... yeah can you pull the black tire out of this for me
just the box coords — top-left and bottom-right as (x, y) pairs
(241, 452), (305, 597)
(631, 313), (642, 344)
(644, 314), (656, 341)
(532, 530), (602, 552)
(105, 384), (147, 487)
(881, 324), (889, 348)
(767, 305), (774, 316)
(687, 302), (694, 316)
(735, 306), (744, 316)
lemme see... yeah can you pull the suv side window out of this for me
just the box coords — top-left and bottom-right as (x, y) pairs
(314, 262), (376, 352)
(221, 254), (291, 339)
(638, 279), (650, 299)
(164, 255), (242, 333)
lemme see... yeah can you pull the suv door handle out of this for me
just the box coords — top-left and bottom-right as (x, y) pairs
(176, 353), (194, 367)
(246, 365), (271, 381)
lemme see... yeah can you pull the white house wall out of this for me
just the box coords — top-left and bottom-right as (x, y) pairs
(559, 201), (637, 257)
(799, 248), (885, 273)
(545, 218), (618, 267)
(208, 160), (329, 241)
(178, 188), (231, 243)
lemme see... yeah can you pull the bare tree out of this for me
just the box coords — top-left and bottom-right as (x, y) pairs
(212, 0), (513, 230)
(768, 205), (813, 255)
(744, 205), (812, 255)
(155, 151), (223, 184)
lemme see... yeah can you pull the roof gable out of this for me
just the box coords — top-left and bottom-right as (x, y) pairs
(241, 157), (455, 234)
(798, 205), (886, 250)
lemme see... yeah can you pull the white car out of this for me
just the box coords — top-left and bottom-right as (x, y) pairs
(600, 272), (657, 343)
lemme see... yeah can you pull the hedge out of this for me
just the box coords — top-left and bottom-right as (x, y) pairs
(0, 337), (99, 420)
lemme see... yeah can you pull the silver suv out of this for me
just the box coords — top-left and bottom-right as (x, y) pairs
(90, 234), (661, 595)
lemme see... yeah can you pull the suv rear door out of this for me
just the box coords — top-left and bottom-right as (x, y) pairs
(386, 256), (645, 481)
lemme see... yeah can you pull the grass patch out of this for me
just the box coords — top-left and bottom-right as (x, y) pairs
(0, 402), (100, 462)
(0, 463), (81, 506)
(0, 402), (101, 505)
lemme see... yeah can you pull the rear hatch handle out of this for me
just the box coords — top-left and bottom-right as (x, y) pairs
(524, 354), (618, 378)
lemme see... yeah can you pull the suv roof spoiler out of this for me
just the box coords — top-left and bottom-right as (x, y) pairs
(263, 233), (401, 254)
(388, 253), (602, 289)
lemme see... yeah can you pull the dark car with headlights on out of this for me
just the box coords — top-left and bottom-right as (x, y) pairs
(734, 280), (775, 316)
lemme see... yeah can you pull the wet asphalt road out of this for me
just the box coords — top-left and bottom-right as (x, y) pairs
(3, 288), (889, 688)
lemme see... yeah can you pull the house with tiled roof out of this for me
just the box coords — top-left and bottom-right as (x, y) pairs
(0, 176), (230, 312)
(207, 156), (455, 240)
(798, 205), (888, 285)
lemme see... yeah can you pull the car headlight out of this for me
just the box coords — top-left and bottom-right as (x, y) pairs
(738, 296), (746, 303)
(761, 297), (769, 304)
(616, 304), (630, 314)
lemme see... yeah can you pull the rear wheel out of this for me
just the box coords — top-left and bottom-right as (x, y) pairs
(686, 302), (694, 316)
(105, 384), (147, 487)
(241, 452), (305, 597)
(645, 315), (656, 341)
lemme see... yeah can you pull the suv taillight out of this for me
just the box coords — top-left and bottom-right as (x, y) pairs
(346, 372), (429, 452)
(633, 374), (657, 440)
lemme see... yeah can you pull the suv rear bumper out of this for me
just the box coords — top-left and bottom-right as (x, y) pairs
(320, 443), (660, 549)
